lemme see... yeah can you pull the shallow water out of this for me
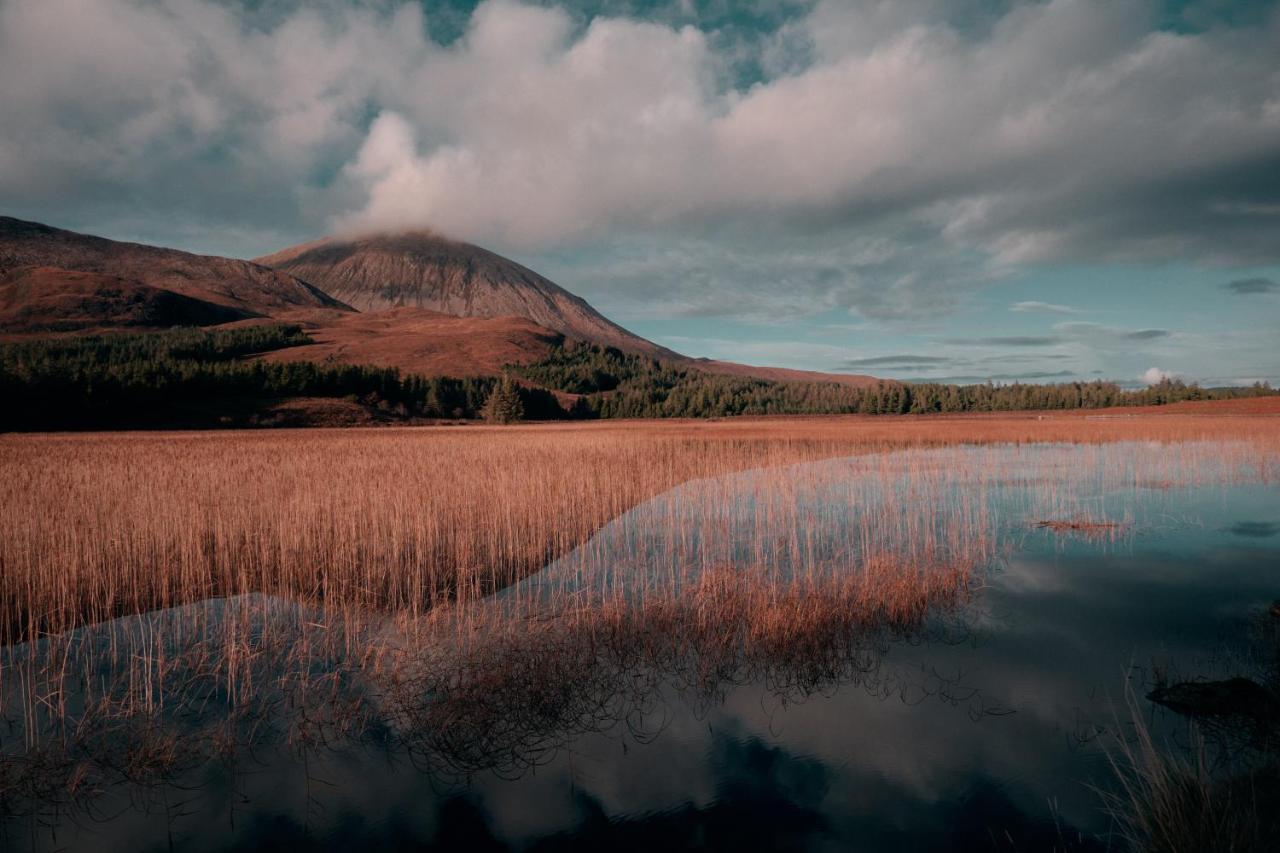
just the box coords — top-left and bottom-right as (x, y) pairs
(3, 441), (1278, 851)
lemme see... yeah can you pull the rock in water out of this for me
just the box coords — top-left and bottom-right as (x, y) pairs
(1148, 677), (1280, 721)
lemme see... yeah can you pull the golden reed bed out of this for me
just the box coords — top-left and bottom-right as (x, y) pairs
(0, 401), (1277, 830)
(2, 400), (1278, 643)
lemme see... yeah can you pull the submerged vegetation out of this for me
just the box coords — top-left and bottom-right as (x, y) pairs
(1, 329), (1276, 430)
(0, 563), (976, 834)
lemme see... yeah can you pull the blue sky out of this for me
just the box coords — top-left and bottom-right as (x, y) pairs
(576, 259), (1280, 386)
(1, 0), (1278, 385)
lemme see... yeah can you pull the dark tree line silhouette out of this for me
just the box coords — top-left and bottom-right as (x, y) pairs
(517, 342), (1275, 419)
(0, 326), (564, 429)
(1, 330), (1273, 429)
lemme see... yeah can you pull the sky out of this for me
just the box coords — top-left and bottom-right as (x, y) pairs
(1, 0), (1278, 386)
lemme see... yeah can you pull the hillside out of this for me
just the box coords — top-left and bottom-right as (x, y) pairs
(0, 216), (349, 317)
(0, 266), (253, 333)
(692, 358), (876, 388)
(255, 230), (674, 359)
(254, 308), (566, 377)
(0, 215), (876, 391)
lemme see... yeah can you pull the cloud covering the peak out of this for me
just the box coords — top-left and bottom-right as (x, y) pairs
(0, 0), (1278, 382)
(2, 0), (1279, 262)
(330, 0), (1280, 267)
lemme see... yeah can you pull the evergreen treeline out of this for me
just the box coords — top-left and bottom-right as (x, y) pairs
(2, 330), (1274, 430)
(0, 326), (564, 429)
(514, 342), (1277, 419)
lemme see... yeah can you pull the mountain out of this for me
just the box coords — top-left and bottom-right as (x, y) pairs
(249, 307), (566, 378)
(0, 215), (875, 391)
(254, 231), (674, 358)
(0, 266), (254, 333)
(0, 216), (349, 317)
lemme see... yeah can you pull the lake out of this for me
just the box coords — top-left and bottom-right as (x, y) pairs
(3, 441), (1277, 851)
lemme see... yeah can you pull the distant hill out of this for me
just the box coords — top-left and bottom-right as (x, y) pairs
(0, 216), (349, 317)
(0, 215), (875, 390)
(692, 358), (876, 388)
(255, 230), (675, 359)
(249, 307), (566, 378)
(0, 266), (253, 333)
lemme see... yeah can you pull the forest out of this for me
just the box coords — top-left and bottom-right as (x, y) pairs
(0, 326), (561, 429)
(517, 342), (1277, 419)
(1, 329), (1274, 429)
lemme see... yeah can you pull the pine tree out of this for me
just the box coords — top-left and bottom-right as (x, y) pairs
(482, 376), (525, 424)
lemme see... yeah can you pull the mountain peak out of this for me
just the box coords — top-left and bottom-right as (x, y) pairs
(255, 230), (674, 358)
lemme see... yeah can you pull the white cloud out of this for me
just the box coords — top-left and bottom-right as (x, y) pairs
(0, 0), (430, 237)
(1, 0), (1279, 316)
(332, 0), (1280, 265)
(1010, 301), (1083, 315)
(1142, 366), (1173, 384)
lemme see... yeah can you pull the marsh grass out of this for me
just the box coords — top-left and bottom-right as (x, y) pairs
(1, 412), (1278, 837)
(0, 564), (976, 826)
(2, 413), (1275, 643)
(1103, 687), (1280, 853)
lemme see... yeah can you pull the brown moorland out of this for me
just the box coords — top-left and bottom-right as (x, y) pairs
(255, 229), (675, 358)
(0, 216), (881, 387)
(0, 215), (348, 316)
(0, 266), (256, 334)
(251, 306), (567, 377)
(2, 398), (1277, 645)
(244, 307), (882, 385)
(690, 357), (879, 387)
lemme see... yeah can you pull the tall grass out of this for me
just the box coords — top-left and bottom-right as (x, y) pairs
(2, 412), (1276, 643)
(1103, 686), (1278, 852)
(1, 411), (1277, 837)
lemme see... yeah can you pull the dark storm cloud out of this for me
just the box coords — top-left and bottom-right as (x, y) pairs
(1226, 521), (1279, 538)
(839, 354), (951, 367)
(1222, 277), (1279, 295)
(946, 336), (1063, 347)
(906, 370), (1078, 384)
(1052, 322), (1178, 345)
(1124, 329), (1170, 340)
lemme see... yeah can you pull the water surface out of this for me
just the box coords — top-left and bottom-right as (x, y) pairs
(4, 441), (1277, 851)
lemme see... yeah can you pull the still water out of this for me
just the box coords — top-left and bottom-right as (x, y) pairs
(3, 442), (1277, 851)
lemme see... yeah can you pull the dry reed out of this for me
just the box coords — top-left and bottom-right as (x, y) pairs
(1, 408), (1278, 835)
(1102, 684), (1279, 853)
(2, 410), (1276, 642)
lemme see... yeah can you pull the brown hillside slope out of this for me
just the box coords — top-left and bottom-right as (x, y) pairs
(0, 216), (350, 316)
(254, 308), (566, 377)
(0, 266), (255, 333)
(255, 230), (674, 359)
(249, 308), (878, 386)
(255, 230), (879, 386)
(692, 358), (877, 388)
(0, 217), (878, 389)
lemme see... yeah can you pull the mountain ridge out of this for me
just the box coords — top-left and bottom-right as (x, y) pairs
(0, 214), (876, 390)
(254, 230), (676, 360)
(0, 216), (350, 316)
(0, 266), (255, 333)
